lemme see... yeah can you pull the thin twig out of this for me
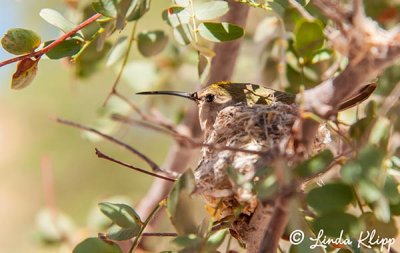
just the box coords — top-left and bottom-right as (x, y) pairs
(103, 22), (138, 106)
(0, 13), (101, 68)
(95, 148), (176, 182)
(142, 232), (177, 237)
(129, 200), (165, 253)
(114, 91), (180, 134)
(54, 117), (162, 172)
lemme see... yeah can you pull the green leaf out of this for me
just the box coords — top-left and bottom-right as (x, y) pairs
(116, 0), (133, 29)
(383, 175), (400, 204)
(73, 238), (122, 253)
(195, 1), (229, 21)
(359, 179), (382, 203)
(198, 22), (244, 42)
(307, 183), (354, 214)
(137, 30), (168, 57)
(206, 229), (227, 250)
(294, 19), (324, 60)
(75, 40), (111, 78)
(349, 117), (374, 140)
(107, 225), (140, 241)
(39, 8), (76, 34)
(1, 28), (41, 55)
(98, 202), (143, 228)
(106, 36), (128, 66)
(295, 149), (334, 177)
(173, 24), (193, 45)
(341, 145), (385, 183)
(11, 58), (39, 90)
(44, 39), (83, 59)
(92, 0), (118, 18)
(162, 6), (191, 27)
(341, 161), (363, 183)
(369, 117), (391, 147)
(126, 0), (150, 21)
(312, 212), (360, 238)
(167, 171), (198, 235)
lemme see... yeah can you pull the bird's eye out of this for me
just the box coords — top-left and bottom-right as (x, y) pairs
(205, 94), (214, 103)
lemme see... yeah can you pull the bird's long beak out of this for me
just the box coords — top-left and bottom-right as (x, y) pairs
(136, 91), (198, 101)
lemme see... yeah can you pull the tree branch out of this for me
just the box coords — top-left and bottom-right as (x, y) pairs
(295, 0), (400, 151)
(54, 117), (163, 173)
(0, 13), (101, 68)
(95, 148), (176, 182)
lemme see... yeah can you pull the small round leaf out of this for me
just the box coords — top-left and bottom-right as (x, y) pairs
(137, 30), (168, 57)
(11, 58), (39, 90)
(307, 183), (354, 214)
(198, 22), (244, 42)
(294, 20), (324, 60)
(73, 238), (122, 253)
(195, 1), (229, 21)
(39, 8), (75, 34)
(1, 28), (41, 55)
(45, 39), (83, 59)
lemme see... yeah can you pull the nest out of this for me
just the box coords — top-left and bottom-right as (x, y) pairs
(194, 102), (330, 219)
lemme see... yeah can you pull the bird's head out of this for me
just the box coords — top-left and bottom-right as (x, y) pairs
(137, 82), (296, 130)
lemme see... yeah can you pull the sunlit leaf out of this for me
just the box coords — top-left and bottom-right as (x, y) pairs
(296, 149), (334, 177)
(73, 238), (122, 253)
(359, 179), (382, 203)
(206, 229), (227, 250)
(106, 36), (128, 66)
(44, 39), (83, 59)
(11, 58), (39, 90)
(98, 202), (143, 228)
(107, 225), (140, 241)
(175, 0), (189, 7)
(137, 30), (168, 57)
(92, 0), (118, 18)
(162, 6), (191, 27)
(369, 117), (391, 147)
(126, 0), (150, 21)
(173, 24), (193, 45)
(307, 183), (354, 214)
(1, 28), (41, 55)
(40, 8), (76, 34)
(195, 1), (229, 21)
(198, 22), (244, 42)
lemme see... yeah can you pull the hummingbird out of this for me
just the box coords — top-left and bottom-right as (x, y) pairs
(137, 82), (376, 221)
